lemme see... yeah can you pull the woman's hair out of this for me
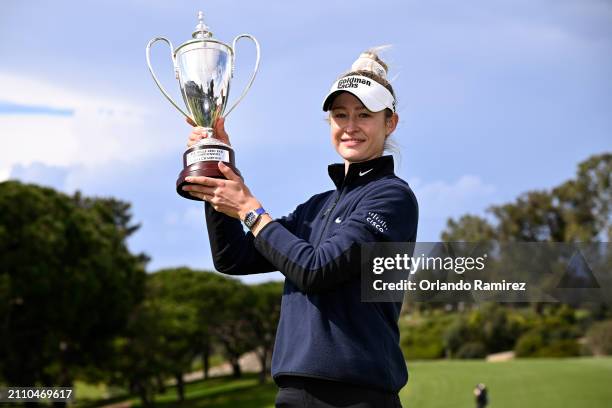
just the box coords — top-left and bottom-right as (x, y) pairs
(335, 47), (400, 156)
(342, 49), (396, 103)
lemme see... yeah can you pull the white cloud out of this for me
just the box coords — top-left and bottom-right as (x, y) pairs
(0, 167), (10, 182)
(0, 72), (135, 112)
(0, 73), (179, 184)
(1, 114), (77, 168)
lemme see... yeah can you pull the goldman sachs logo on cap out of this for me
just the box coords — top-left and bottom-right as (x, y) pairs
(337, 77), (371, 89)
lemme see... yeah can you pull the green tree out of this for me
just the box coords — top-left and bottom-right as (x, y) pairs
(189, 270), (243, 380)
(491, 190), (566, 242)
(441, 153), (611, 315)
(441, 214), (496, 242)
(213, 280), (258, 378)
(148, 269), (201, 401)
(0, 181), (146, 390)
(110, 298), (170, 408)
(553, 153), (612, 242)
(442, 153), (611, 243)
(109, 268), (224, 407)
(146, 268), (235, 401)
(245, 281), (282, 384)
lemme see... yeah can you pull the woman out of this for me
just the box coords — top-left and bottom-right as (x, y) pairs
(182, 49), (418, 408)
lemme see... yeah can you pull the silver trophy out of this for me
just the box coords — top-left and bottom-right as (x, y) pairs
(146, 11), (260, 200)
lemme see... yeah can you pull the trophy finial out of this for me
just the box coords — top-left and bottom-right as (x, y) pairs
(193, 10), (213, 39)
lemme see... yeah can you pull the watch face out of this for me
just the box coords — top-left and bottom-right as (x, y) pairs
(244, 212), (256, 228)
(244, 208), (265, 229)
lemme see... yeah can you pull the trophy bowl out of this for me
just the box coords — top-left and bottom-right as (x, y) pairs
(146, 11), (260, 200)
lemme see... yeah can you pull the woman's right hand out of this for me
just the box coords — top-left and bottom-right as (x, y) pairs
(186, 116), (232, 148)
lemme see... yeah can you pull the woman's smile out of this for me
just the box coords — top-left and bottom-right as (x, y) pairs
(340, 137), (366, 147)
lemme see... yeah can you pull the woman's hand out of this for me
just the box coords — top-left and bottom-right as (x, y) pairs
(182, 161), (260, 220)
(186, 116), (232, 148)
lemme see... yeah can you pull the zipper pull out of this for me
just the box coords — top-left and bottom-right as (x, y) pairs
(321, 201), (339, 218)
(321, 193), (340, 218)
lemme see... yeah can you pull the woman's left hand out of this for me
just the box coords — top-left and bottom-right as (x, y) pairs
(182, 161), (260, 220)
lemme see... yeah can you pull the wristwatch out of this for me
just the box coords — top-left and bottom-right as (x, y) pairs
(243, 207), (266, 229)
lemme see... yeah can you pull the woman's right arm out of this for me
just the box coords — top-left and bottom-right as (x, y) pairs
(187, 118), (298, 275)
(204, 202), (299, 275)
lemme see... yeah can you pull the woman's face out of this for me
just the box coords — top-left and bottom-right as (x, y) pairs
(329, 92), (397, 165)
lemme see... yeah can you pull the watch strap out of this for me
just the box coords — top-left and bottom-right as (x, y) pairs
(244, 207), (266, 229)
(253, 207), (266, 216)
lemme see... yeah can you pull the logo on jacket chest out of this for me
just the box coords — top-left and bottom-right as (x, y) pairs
(366, 211), (388, 233)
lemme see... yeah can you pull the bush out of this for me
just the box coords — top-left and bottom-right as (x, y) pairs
(442, 318), (472, 357)
(586, 320), (612, 356)
(515, 331), (544, 357)
(456, 342), (487, 359)
(537, 339), (580, 357)
(514, 305), (583, 358)
(470, 303), (528, 353)
(442, 304), (531, 358)
(515, 328), (580, 357)
(400, 313), (453, 359)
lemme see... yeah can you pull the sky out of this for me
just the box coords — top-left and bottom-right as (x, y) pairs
(1, 0), (611, 284)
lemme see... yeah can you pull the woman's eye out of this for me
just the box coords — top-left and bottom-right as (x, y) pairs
(359, 113), (371, 118)
(333, 113), (347, 119)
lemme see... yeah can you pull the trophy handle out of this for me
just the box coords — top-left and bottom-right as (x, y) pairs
(146, 37), (192, 120)
(224, 34), (261, 118)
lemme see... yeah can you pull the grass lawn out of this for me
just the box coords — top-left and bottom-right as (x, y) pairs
(401, 357), (612, 407)
(82, 357), (612, 407)
(113, 375), (278, 408)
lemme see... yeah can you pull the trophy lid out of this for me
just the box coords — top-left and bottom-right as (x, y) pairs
(192, 11), (213, 39)
(174, 10), (232, 57)
(174, 11), (234, 57)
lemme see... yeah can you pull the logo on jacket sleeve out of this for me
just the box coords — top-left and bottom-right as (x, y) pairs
(366, 212), (388, 233)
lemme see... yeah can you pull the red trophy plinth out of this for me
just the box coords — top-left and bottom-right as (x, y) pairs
(175, 140), (237, 201)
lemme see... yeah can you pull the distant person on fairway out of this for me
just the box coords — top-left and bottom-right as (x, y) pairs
(474, 383), (488, 408)
(183, 47), (418, 408)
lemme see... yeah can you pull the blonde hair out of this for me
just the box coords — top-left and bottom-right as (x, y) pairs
(341, 46), (396, 99)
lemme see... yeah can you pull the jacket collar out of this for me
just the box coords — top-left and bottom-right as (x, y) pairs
(328, 155), (395, 190)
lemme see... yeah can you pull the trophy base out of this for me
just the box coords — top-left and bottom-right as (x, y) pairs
(176, 141), (237, 201)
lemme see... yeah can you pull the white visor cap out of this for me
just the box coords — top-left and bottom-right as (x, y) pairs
(322, 75), (396, 113)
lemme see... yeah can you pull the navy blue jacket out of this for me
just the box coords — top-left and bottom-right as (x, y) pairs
(204, 155), (418, 393)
